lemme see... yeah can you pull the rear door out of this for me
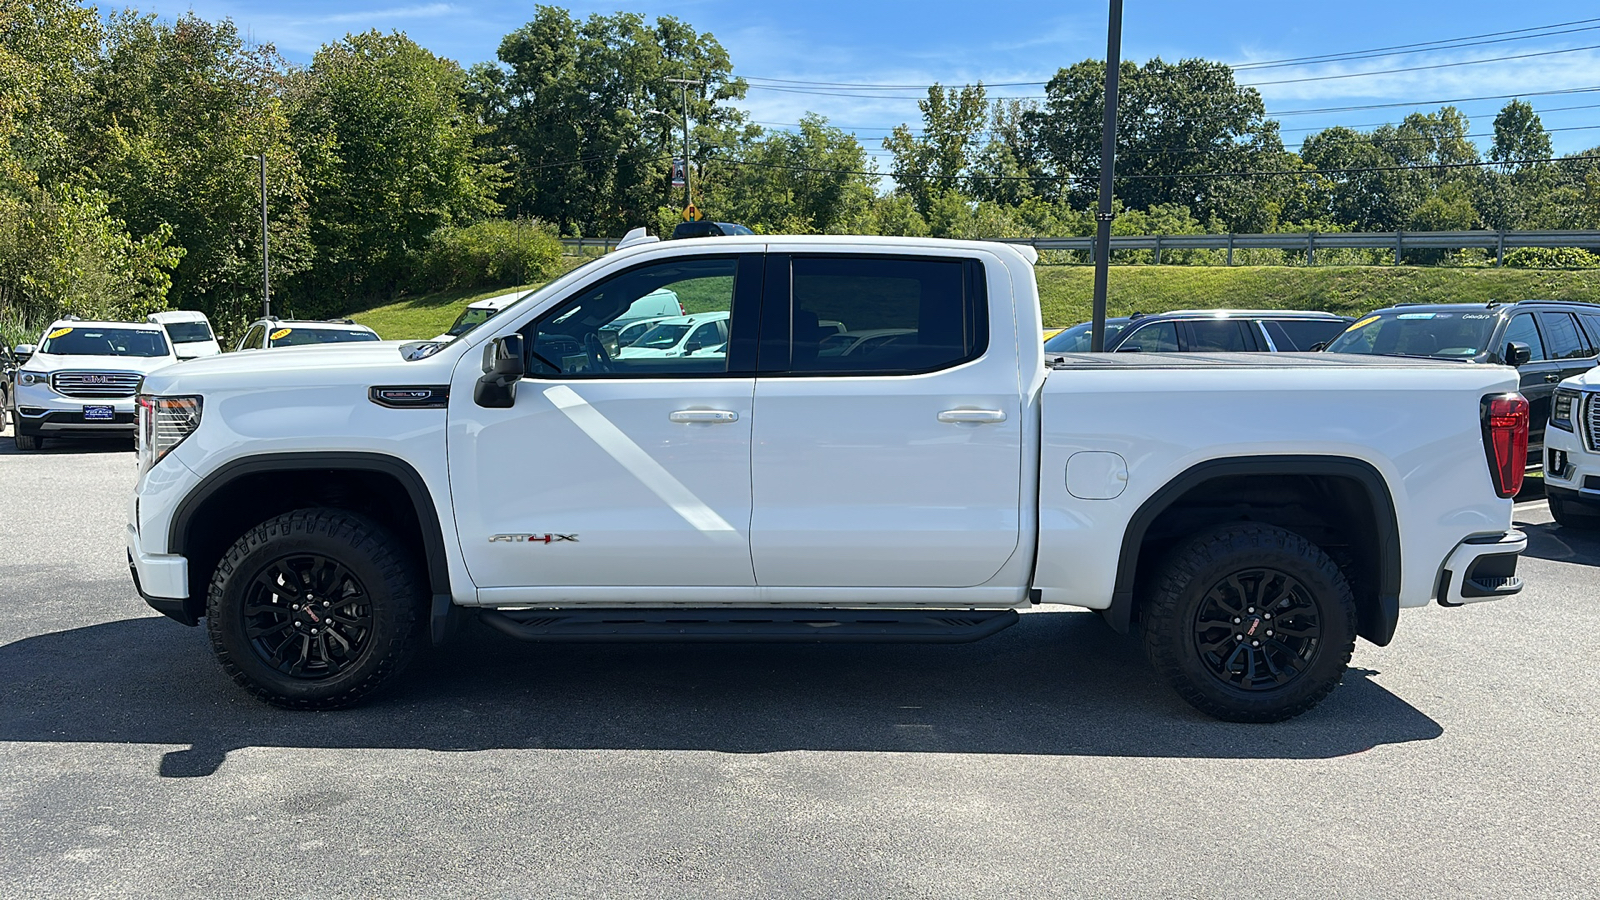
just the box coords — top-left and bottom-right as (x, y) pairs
(748, 251), (1024, 588)
(1502, 312), (1559, 459)
(1539, 310), (1599, 385)
(1181, 319), (1258, 352)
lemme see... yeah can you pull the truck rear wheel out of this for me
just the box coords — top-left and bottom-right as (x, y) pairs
(1140, 523), (1357, 723)
(206, 508), (426, 709)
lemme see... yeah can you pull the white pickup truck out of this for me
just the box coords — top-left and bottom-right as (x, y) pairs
(127, 235), (1530, 722)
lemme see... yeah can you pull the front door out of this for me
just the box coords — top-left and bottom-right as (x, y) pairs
(449, 253), (762, 594)
(748, 252), (1025, 588)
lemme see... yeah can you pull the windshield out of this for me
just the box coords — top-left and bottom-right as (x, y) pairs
(163, 322), (214, 343)
(269, 327), (380, 347)
(39, 326), (170, 357)
(1325, 310), (1498, 359)
(1044, 321), (1129, 353)
(447, 307), (499, 337)
(632, 323), (691, 349)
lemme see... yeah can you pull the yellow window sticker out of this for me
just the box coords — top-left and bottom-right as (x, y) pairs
(269, 328), (292, 340)
(47, 327), (73, 339)
(1345, 316), (1378, 333)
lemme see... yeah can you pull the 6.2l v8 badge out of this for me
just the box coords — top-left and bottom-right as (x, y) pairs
(489, 533), (578, 544)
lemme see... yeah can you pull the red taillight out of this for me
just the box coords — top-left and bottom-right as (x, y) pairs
(1482, 393), (1529, 498)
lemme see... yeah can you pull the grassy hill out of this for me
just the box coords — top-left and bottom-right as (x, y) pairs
(349, 262), (1600, 340)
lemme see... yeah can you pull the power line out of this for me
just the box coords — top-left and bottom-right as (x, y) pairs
(1230, 18), (1600, 70)
(1238, 42), (1600, 88)
(1266, 85), (1600, 116)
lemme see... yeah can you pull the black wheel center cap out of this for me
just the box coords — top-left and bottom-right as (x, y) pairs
(1241, 616), (1264, 638)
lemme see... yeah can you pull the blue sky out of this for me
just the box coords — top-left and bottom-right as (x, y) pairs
(117, 1), (1600, 159)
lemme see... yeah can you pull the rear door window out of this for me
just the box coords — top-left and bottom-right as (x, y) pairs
(773, 256), (986, 374)
(1539, 312), (1593, 359)
(1184, 320), (1253, 352)
(1503, 314), (1546, 361)
(1267, 319), (1348, 350)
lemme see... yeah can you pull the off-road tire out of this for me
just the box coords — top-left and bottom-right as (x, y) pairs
(1549, 495), (1600, 531)
(207, 508), (426, 709)
(1140, 523), (1357, 723)
(13, 431), (42, 451)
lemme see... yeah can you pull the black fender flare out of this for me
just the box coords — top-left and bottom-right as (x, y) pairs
(1102, 455), (1401, 646)
(168, 451), (452, 602)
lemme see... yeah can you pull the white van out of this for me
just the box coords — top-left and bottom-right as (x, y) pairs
(147, 310), (221, 359)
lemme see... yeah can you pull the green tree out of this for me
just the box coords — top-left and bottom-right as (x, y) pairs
(289, 30), (500, 308)
(1031, 58), (1285, 230)
(703, 115), (876, 233)
(71, 12), (308, 331)
(882, 83), (989, 215)
(482, 7), (748, 236)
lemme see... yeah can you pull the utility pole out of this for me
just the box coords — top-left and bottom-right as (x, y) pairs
(1090, 0), (1123, 352)
(666, 77), (701, 212)
(252, 153), (271, 319)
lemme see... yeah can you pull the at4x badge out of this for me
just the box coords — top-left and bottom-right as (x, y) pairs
(490, 533), (578, 544)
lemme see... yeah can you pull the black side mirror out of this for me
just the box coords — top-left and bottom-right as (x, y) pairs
(684, 339), (703, 353)
(1308, 340), (1329, 352)
(475, 334), (525, 408)
(1504, 341), (1532, 367)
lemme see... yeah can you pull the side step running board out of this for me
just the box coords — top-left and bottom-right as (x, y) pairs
(477, 607), (1020, 644)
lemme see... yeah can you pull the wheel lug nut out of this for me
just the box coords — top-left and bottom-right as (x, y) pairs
(1247, 607), (1255, 613)
(1251, 640), (1260, 647)
(1235, 635), (1243, 641)
(310, 628), (318, 635)
(1266, 630), (1273, 636)
(323, 601), (331, 607)
(294, 622), (302, 628)
(1233, 618), (1241, 624)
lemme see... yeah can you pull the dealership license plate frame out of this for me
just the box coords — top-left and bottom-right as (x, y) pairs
(83, 405), (115, 422)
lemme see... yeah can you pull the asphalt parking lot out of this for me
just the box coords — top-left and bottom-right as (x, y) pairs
(2, 432), (1597, 899)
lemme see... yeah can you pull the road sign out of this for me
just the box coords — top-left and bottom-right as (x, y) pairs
(682, 204), (702, 222)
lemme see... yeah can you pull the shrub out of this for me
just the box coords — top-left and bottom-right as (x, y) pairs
(1502, 247), (1600, 269)
(415, 219), (563, 291)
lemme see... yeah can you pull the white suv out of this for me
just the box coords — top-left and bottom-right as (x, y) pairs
(235, 317), (380, 350)
(1544, 372), (1600, 528)
(10, 318), (179, 451)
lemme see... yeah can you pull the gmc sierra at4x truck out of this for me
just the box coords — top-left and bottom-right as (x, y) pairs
(126, 235), (1529, 722)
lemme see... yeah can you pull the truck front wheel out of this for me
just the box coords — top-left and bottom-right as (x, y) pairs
(206, 508), (426, 709)
(1140, 523), (1357, 723)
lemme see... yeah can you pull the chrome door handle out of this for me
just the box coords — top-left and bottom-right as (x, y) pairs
(938, 408), (1007, 424)
(669, 409), (739, 423)
(1545, 374), (1561, 383)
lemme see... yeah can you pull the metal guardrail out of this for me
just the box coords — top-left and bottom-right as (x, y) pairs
(559, 236), (620, 254)
(997, 229), (1600, 266)
(562, 229), (1600, 266)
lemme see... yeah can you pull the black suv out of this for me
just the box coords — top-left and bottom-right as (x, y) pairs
(1325, 300), (1600, 465)
(1045, 310), (1352, 355)
(670, 221), (755, 240)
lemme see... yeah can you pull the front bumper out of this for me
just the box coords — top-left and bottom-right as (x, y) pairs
(1437, 530), (1526, 606)
(1544, 423), (1600, 507)
(127, 523), (194, 624)
(14, 384), (137, 434)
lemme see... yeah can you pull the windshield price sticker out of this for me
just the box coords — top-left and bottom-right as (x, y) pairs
(270, 328), (292, 340)
(47, 327), (73, 339)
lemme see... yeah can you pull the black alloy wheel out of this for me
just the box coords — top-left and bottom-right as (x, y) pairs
(243, 553), (375, 680)
(207, 508), (426, 709)
(1191, 568), (1321, 692)
(1140, 523), (1357, 723)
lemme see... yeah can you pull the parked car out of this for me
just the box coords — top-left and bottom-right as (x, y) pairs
(130, 234), (1526, 723)
(147, 310), (222, 359)
(670, 221), (755, 240)
(436, 288), (684, 344)
(0, 343), (19, 432)
(1545, 371), (1600, 528)
(817, 328), (917, 359)
(1045, 310), (1352, 355)
(615, 311), (730, 360)
(1324, 300), (1600, 466)
(10, 318), (179, 450)
(235, 317), (381, 351)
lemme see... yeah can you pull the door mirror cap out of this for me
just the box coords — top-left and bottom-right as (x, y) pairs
(1505, 341), (1533, 367)
(684, 339), (703, 353)
(475, 334), (525, 408)
(14, 343), (35, 360)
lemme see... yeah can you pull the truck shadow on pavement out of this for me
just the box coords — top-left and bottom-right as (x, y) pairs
(0, 608), (1442, 777)
(1516, 519), (1600, 564)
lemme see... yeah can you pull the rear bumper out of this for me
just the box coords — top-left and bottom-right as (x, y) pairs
(1438, 530), (1526, 606)
(127, 524), (194, 624)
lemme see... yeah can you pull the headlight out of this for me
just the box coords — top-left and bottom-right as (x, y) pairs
(1551, 388), (1579, 432)
(18, 370), (50, 386)
(136, 394), (202, 472)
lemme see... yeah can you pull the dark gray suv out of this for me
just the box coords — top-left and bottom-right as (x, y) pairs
(1325, 300), (1600, 466)
(1045, 310), (1353, 355)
